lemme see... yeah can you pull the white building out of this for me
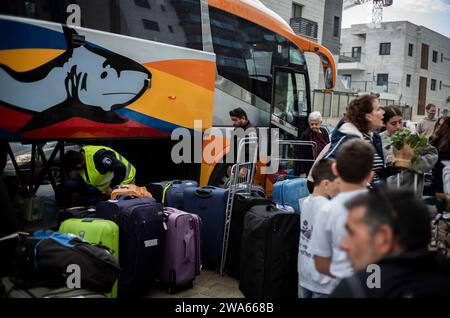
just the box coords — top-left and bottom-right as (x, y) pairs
(261, 0), (343, 90)
(339, 21), (450, 120)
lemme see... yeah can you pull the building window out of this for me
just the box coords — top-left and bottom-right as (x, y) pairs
(408, 43), (413, 57)
(134, 0), (150, 9)
(377, 73), (389, 86)
(168, 25), (173, 33)
(432, 50), (438, 63)
(406, 74), (411, 87)
(442, 53), (444, 63)
(160, 4), (166, 12)
(333, 16), (340, 37)
(292, 3), (302, 18)
(379, 43), (391, 55)
(431, 79), (436, 91)
(440, 81), (442, 90)
(341, 74), (352, 88)
(352, 46), (362, 62)
(142, 19), (160, 31)
(421, 43), (429, 70)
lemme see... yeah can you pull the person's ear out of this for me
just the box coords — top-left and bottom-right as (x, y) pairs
(374, 224), (395, 255)
(331, 162), (339, 177)
(365, 113), (372, 122)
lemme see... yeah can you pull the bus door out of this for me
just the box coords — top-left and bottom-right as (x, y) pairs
(269, 67), (311, 178)
(270, 67), (310, 139)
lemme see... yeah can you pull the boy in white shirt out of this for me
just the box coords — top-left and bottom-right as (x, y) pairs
(310, 139), (374, 283)
(298, 158), (341, 298)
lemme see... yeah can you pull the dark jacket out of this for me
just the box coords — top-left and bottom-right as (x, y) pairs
(325, 121), (383, 161)
(430, 138), (450, 194)
(331, 250), (450, 298)
(232, 121), (257, 164)
(324, 121), (386, 181)
(300, 127), (330, 156)
(298, 127), (330, 174)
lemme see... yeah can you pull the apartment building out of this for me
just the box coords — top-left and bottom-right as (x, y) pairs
(339, 21), (450, 119)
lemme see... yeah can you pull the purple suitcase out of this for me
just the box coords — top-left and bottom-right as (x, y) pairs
(160, 207), (201, 293)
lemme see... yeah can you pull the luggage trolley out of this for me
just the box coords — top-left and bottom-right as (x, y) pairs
(220, 136), (258, 276)
(219, 138), (318, 275)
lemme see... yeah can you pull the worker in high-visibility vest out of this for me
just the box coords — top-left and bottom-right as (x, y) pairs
(63, 145), (136, 196)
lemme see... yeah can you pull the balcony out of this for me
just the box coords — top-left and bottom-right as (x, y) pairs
(290, 17), (318, 40)
(338, 52), (366, 71)
(343, 80), (400, 95)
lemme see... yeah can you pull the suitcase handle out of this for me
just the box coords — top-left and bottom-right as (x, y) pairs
(194, 187), (214, 198)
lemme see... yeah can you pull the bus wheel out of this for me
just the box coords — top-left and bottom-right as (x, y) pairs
(208, 163), (232, 188)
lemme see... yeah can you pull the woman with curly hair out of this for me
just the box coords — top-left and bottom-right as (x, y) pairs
(324, 94), (385, 184)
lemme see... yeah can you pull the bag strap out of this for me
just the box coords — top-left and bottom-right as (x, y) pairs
(162, 181), (174, 206)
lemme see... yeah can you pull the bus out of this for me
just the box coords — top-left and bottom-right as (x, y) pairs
(0, 0), (336, 192)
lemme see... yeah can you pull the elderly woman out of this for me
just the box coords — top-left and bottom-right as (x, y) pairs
(298, 111), (330, 174)
(301, 111), (330, 155)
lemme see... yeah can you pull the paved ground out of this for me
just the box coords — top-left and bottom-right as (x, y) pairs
(145, 270), (244, 298)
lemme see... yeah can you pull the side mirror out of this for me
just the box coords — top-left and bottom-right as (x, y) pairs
(319, 53), (334, 89)
(325, 67), (333, 89)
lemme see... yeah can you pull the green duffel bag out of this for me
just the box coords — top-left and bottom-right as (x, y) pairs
(0, 277), (106, 298)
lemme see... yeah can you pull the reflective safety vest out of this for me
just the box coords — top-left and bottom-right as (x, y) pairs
(79, 145), (136, 193)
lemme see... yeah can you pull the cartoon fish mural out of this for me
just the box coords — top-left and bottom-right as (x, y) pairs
(0, 27), (151, 133)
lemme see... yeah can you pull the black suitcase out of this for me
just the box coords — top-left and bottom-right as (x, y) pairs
(146, 181), (171, 203)
(226, 192), (271, 277)
(239, 204), (299, 298)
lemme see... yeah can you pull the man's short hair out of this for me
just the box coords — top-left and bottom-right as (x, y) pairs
(63, 150), (83, 171)
(311, 158), (337, 186)
(426, 103), (436, 111)
(345, 189), (431, 251)
(335, 139), (374, 183)
(229, 107), (248, 120)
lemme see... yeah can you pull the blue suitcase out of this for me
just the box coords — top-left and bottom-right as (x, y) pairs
(272, 178), (309, 214)
(164, 180), (198, 210)
(95, 197), (165, 297)
(183, 186), (229, 268)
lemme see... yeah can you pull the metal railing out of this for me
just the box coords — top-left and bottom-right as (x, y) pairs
(339, 52), (366, 63)
(350, 81), (400, 94)
(312, 90), (412, 120)
(289, 17), (318, 40)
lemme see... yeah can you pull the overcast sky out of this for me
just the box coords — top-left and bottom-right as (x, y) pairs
(342, 0), (450, 38)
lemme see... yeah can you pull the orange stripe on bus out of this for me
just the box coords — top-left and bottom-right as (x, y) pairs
(145, 59), (216, 92)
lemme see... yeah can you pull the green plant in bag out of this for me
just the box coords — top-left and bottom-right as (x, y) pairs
(386, 129), (430, 172)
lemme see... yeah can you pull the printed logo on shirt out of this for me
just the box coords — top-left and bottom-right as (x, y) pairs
(301, 220), (312, 240)
(102, 157), (112, 167)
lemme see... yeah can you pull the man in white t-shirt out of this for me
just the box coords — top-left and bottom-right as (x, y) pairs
(310, 139), (375, 283)
(298, 158), (341, 298)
